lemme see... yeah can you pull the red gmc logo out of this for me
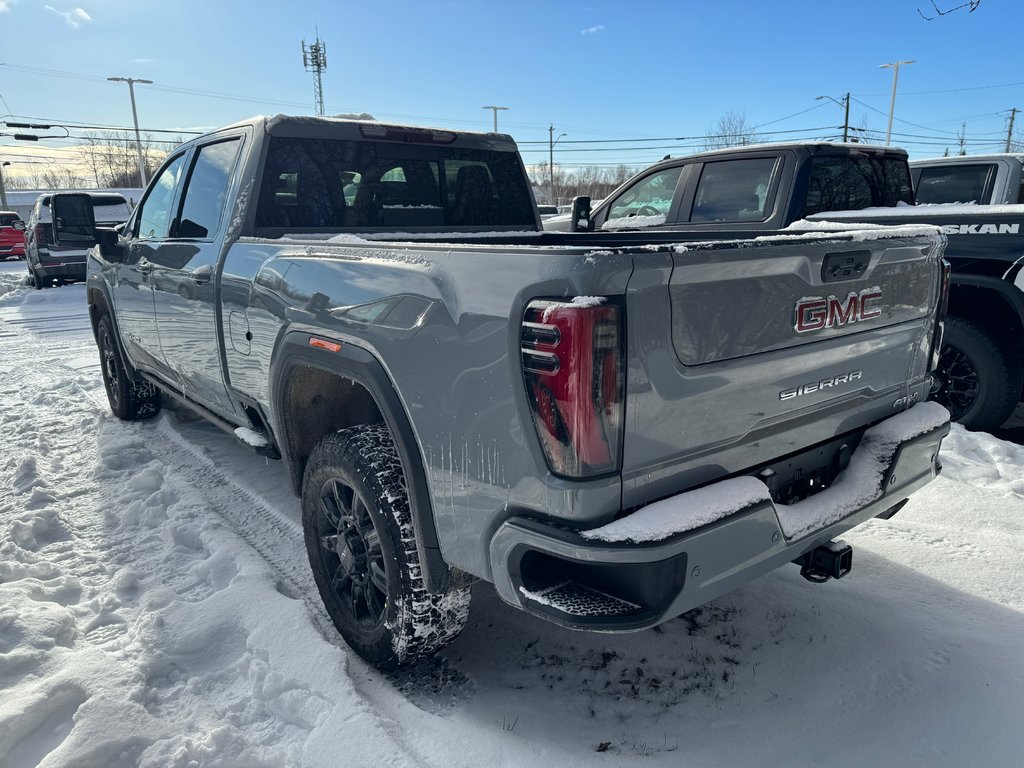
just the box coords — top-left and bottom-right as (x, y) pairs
(795, 288), (882, 333)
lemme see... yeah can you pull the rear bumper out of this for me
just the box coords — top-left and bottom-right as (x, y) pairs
(488, 404), (950, 631)
(35, 258), (87, 281)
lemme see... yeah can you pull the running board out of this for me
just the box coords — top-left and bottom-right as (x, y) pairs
(140, 373), (282, 459)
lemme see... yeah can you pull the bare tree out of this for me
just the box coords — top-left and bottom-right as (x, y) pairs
(40, 166), (89, 189)
(701, 111), (765, 151)
(919, 0), (981, 20)
(80, 131), (174, 188)
(529, 163), (640, 207)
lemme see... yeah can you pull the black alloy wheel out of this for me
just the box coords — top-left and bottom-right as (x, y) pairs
(314, 476), (389, 630)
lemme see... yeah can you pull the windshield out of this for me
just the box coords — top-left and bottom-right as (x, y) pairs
(255, 136), (535, 230)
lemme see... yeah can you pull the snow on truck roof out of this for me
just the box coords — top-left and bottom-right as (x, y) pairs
(673, 141), (908, 160)
(911, 153), (1024, 165)
(194, 114), (519, 151)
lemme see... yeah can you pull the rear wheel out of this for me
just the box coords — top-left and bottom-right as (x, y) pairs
(932, 317), (1021, 432)
(96, 314), (162, 420)
(31, 269), (44, 290)
(302, 424), (471, 669)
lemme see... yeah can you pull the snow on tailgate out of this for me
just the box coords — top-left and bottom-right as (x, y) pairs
(582, 402), (950, 544)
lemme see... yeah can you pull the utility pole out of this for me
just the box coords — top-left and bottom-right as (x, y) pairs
(842, 92), (850, 143)
(0, 161), (9, 210)
(302, 33), (328, 116)
(107, 76), (153, 187)
(481, 105), (508, 132)
(549, 124), (566, 206)
(1005, 108), (1019, 152)
(816, 93), (851, 142)
(958, 123), (967, 156)
(880, 60), (915, 146)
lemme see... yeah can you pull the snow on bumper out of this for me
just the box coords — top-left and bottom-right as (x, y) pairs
(488, 402), (951, 631)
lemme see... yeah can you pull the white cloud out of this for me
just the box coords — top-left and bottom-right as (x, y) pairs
(45, 5), (92, 28)
(0, 2), (11, 13)
(581, 24), (605, 35)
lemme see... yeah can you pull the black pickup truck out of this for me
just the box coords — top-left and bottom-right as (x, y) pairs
(548, 142), (1023, 433)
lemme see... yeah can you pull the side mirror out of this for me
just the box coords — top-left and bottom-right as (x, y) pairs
(95, 227), (125, 263)
(12, 220), (26, 232)
(51, 193), (96, 247)
(571, 195), (592, 232)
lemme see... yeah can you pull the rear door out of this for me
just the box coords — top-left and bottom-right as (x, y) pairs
(150, 135), (245, 418)
(621, 233), (942, 508)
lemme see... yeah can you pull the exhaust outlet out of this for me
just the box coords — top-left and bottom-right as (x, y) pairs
(794, 541), (852, 583)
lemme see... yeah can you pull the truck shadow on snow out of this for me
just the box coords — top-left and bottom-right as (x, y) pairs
(394, 553), (1024, 760)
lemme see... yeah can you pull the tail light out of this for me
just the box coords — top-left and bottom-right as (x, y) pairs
(521, 298), (624, 478)
(929, 258), (951, 372)
(34, 223), (45, 246)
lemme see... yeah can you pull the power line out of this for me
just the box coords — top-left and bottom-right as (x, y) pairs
(518, 125), (838, 146)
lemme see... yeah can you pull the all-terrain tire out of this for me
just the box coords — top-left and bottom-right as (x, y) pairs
(31, 269), (44, 290)
(96, 314), (162, 421)
(302, 424), (471, 670)
(933, 317), (1022, 433)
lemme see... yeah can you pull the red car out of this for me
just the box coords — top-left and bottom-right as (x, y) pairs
(0, 211), (26, 259)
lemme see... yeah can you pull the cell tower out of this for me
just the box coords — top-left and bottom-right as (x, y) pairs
(301, 32), (328, 116)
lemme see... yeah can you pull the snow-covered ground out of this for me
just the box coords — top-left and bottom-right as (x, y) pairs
(0, 259), (1022, 767)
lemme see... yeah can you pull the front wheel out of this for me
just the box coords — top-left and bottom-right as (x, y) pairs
(932, 317), (1022, 432)
(96, 314), (162, 420)
(302, 424), (471, 669)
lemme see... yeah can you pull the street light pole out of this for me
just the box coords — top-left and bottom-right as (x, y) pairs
(481, 105), (508, 132)
(549, 124), (566, 205)
(880, 60), (915, 146)
(108, 76), (154, 187)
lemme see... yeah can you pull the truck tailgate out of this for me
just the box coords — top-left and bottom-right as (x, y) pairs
(621, 230), (945, 509)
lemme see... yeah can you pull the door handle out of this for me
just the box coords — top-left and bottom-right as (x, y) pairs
(137, 257), (153, 275)
(190, 265), (213, 284)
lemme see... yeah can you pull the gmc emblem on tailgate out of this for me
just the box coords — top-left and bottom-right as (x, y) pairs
(794, 288), (882, 333)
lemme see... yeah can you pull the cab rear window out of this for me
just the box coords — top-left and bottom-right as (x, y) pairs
(915, 164), (994, 205)
(255, 136), (534, 230)
(804, 156), (913, 216)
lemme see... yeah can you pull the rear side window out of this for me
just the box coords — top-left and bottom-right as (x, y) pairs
(804, 155), (913, 216)
(915, 164), (995, 205)
(255, 136), (534, 229)
(177, 138), (243, 238)
(690, 158), (778, 223)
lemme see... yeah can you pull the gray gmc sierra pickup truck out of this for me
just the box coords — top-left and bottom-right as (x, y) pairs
(82, 116), (950, 669)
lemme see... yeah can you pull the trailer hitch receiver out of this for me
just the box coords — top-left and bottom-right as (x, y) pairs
(794, 542), (853, 583)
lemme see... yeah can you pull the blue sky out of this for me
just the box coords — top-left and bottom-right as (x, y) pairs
(1, 0), (1022, 178)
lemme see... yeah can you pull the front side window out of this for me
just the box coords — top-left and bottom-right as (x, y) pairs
(606, 167), (682, 223)
(135, 154), (188, 239)
(690, 158), (778, 223)
(915, 164), (994, 205)
(177, 139), (243, 238)
(804, 155), (913, 216)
